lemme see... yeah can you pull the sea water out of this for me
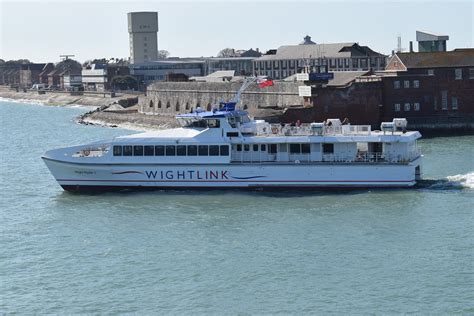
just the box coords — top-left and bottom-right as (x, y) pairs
(0, 100), (473, 314)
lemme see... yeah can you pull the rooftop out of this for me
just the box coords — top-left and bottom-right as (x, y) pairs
(394, 50), (474, 68)
(257, 42), (385, 61)
(416, 30), (450, 42)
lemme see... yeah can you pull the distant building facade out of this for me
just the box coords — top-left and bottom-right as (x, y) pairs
(204, 57), (256, 76)
(19, 63), (51, 88)
(382, 49), (474, 130)
(254, 36), (387, 79)
(416, 30), (449, 52)
(130, 60), (205, 86)
(82, 63), (130, 91)
(128, 12), (159, 64)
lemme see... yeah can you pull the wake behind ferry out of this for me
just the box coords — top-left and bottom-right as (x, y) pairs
(42, 77), (422, 191)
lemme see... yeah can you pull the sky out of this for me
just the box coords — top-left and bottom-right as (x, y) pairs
(0, 0), (473, 63)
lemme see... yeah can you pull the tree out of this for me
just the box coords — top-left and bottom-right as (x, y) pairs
(217, 48), (236, 57)
(56, 59), (82, 73)
(111, 75), (138, 91)
(0, 59), (4, 64)
(157, 50), (170, 59)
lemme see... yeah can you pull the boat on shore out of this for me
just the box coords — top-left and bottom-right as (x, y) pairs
(42, 77), (423, 191)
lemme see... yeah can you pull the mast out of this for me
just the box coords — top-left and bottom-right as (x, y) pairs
(220, 76), (267, 111)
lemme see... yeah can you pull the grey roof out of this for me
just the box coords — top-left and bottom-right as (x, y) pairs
(283, 71), (370, 86)
(257, 43), (357, 60)
(326, 71), (370, 87)
(394, 50), (474, 68)
(416, 30), (449, 42)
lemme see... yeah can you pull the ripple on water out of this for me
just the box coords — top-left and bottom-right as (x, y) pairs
(1, 101), (473, 314)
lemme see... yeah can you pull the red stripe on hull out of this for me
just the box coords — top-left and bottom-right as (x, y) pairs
(61, 184), (413, 192)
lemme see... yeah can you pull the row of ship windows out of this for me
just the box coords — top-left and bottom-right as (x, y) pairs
(234, 143), (315, 154)
(113, 145), (230, 157)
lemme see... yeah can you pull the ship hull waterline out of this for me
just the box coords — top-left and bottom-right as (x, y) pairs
(42, 157), (421, 192)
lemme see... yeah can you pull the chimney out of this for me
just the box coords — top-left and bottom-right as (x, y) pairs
(256, 48), (259, 52)
(409, 41), (413, 53)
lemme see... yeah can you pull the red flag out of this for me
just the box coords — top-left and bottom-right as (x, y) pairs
(258, 80), (274, 88)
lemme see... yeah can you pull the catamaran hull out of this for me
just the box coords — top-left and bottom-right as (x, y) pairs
(42, 157), (422, 191)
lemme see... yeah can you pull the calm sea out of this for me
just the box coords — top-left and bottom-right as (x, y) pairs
(0, 100), (473, 314)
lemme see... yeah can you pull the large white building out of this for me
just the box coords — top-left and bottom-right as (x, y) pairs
(128, 12), (159, 64)
(254, 36), (387, 79)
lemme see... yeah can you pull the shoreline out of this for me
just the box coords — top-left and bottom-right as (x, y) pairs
(1, 89), (472, 136)
(0, 89), (177, 131)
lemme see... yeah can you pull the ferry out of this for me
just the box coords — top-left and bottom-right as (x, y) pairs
(42, 77), (422, 191)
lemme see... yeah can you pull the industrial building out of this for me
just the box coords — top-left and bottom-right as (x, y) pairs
(128, 12), (159, 64)
(416, 30), (449, 52)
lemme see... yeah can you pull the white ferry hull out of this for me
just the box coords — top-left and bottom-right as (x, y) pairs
(42, 157), (421, 191)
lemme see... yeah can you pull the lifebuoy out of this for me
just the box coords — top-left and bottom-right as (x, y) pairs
(272, 127), (278, 134)
(83, 149), (90, 157)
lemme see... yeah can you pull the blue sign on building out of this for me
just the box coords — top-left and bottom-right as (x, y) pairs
(309, 73), (334, 81)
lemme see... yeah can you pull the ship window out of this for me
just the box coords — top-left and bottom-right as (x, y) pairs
(187, 145), (197, 156)
(209, 145), (219, 156)
(261, 144), (266, 151)
(133, 145), (144, 156)
(269, 144), (277, 154)
(302, 143), (311, 154)
(155, 145), (164, 156)
(144, 145), (154, 156)
(220, 145), (229, 156)
(165, 145), (176, 156)
(323, 143), (334, 154)
(227, 132), (239, 137)
(290, 144), (300, 153)
(207, 119), (220, 128)
(177, 145), (186, 156)
(198, 145), (209, 156)
(253, 144), (259, 151)
(123, 145), (132, 156)
(113, 145), (122, 156)
(236, 144), (242, 152)
(244, 144), (250, 151)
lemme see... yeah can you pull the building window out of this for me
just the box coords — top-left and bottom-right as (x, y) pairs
(452, 97), (458, 110)
(414, 102), (420, 111)
(394, 103), (400, 112)
(394, 81), (400, 89)
(428, 69), (434, 75)
(441, 90), (448, 110)
(455, 68), (462, 80)
(404, 103), (411, 111)
(469, 68), (474, 79)
(413, 80), (420, 88)
(404, 80), (410, 88)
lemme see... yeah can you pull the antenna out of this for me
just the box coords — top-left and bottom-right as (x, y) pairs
(396, 35), (405, 53)
(59, 54), (75, 61)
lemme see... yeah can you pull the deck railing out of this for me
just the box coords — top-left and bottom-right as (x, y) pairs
(258, 124), (372, 137)
(230, 149), (421, 164)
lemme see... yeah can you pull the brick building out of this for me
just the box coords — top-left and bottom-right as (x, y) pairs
(382, 49), (474, 130)
(281, 72), (384, 127)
